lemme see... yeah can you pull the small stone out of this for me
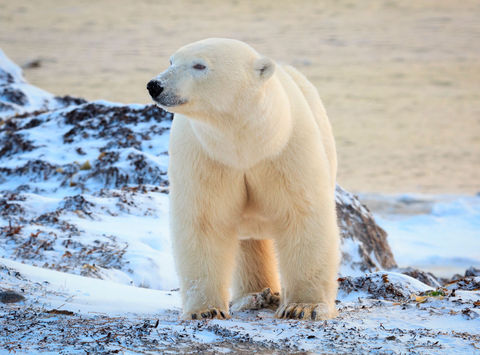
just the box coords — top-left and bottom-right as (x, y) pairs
(0, 290), (25, 303)
(79, 160), (92, 170)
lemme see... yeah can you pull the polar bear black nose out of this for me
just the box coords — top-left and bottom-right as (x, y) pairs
(147, 80), (164, 98)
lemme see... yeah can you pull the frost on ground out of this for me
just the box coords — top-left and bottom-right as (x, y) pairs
(2, 259), (480, 354)
(1, 49), (480, 353)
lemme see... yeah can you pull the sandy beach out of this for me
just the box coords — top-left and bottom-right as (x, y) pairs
(1, 0), (479, 194)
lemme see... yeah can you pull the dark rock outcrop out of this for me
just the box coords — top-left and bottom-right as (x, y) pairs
(336, 185), (397, 272)
(338, 272), (430, 301)
(396, 267), (441, 288)
(465, 266), (480, 277)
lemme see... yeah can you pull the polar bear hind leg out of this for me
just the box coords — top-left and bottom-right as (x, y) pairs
(231, 239), (281, 311)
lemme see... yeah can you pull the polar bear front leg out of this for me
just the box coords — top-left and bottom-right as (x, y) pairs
(171, 219), (238, 320)
(274, 208), (340, 321)
(169, 154), (245, 320)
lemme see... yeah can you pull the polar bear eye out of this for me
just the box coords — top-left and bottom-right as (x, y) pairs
(193, 63), (206, 70)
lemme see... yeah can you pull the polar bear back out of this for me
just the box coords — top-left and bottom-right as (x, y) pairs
(281, 65), (337, 188)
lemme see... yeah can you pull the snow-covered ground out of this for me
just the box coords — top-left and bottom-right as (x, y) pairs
(365, 194), (480, 278)
(2, 257), (480, 353)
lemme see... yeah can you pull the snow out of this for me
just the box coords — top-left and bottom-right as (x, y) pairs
(0, 257), (180, 315)
(2, 257), (479, 353)
(0, 188), (178, 291)
(450, 290), (480, 304)
(371, 194), (480, 278)
(339, 237), (370, 276)
(71, 207), (177, 290)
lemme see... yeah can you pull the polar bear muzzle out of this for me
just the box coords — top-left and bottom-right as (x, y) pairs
(146, 79), (187, 107)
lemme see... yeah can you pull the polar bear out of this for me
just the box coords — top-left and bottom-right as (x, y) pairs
(147, 38), (340, 321)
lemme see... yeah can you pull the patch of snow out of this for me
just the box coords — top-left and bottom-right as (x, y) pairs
(372, 195), (480, 278)
(450, 290), (480, 304)
(0, 188), (178, 291)
(0, 257), (180, 315)
(339, 237), (369, 277)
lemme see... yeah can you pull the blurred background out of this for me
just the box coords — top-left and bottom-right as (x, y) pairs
(1, 0), (479, 195)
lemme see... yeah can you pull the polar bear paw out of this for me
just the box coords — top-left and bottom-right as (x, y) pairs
(275, 302), (331, 320)
(231, 287), (280, 312)
(184, 308), (230, 320)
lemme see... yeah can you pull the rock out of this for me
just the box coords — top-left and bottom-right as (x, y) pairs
(465, 266), (480, 277)
(338, 271), (432, 301)
(336, 185), (397, 274)
(0, 48), (397, 278)
(397, 267), (441, 288)
(0, 290), (25, 303)
(444, 276), (480, 291)
(21, 58), (43, 69)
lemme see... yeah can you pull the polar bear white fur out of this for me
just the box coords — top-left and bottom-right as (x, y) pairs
(148, 38), (340, 321)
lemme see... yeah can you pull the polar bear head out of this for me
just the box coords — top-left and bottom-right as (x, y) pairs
(147, 38), (276, 120)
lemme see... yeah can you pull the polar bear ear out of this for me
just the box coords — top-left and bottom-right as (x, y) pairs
(254, 57), (275, 81)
